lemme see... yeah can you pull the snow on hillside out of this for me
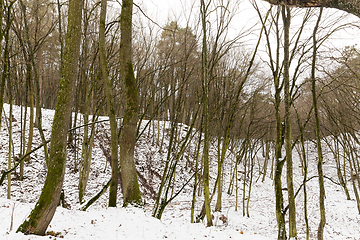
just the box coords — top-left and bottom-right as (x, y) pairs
(0, 104), (359, 239)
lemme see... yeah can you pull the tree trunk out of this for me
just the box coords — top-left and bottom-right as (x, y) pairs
(191, 118), (202, 223)
(7, 63), (12, 200)
(78, 112), (95, 204)
(24, 63), (35, 165)
(200, 0), (213, 227)
(282, 6), (297, 239)
(119, 0), (142, 207)
(17, 0), (83, 234)
(311, 8), (326, 240)
(0, 0), (3, 128)
(100, 0), (119, 207)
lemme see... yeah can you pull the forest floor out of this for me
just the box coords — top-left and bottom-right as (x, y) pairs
(0, 104), (359, 239)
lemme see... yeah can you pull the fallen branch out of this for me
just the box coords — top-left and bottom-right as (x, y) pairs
(80, 178), (111, 211)
(0, 140), (49, 185)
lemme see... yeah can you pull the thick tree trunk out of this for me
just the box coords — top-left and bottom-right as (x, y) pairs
(17, 0), (83, 235)
(119, 0), (142, 207)
(263, 0), (360, 18)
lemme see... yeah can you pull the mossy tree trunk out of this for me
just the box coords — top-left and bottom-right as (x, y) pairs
(17, 0), (83, 235)
(0, 0), (4, 129)
(100, 0), (119, 207)
(119, 0), (142, 207)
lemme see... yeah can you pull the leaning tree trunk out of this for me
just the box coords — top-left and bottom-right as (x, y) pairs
(17, 0), (83, 235)
(263, 0), (360, 18)
(119, 0), (142, 207)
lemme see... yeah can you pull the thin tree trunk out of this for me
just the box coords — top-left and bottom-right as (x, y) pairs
(99, 0), (119, 207)
(78, 111), (95, 203)
(215, 136), (223, 212)
(191, 118), (202, 223)
(7, 74), (13, 200)
(3, 2), (11, 198)
(294, 105), (309, 240)
(24, 63), (34, 164)
(311, 8), (326, 240)
(200, 0), (213, 227)
(262, 140), (270, 182)
(282, 6), (297, 239)
(20, 98), (26, 180)
(0, 0), (3, 125)
(255, 5), (286, 238)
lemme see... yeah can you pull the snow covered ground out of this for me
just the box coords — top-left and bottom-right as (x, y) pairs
(1, 104), (360, 239)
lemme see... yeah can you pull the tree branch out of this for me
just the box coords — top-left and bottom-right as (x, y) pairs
(263, 0), (360, 18)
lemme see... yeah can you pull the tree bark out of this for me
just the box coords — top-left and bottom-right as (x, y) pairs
(119, 0), (142, 207)
(263, 0), (360, 18)
(17, 0), (83, 234)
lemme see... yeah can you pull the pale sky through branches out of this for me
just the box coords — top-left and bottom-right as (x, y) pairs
(139, 0), (360, 52)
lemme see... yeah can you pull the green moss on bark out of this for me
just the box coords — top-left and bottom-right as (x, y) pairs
(119, 0), (142, 208)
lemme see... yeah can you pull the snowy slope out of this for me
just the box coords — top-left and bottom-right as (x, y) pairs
(0, 104), (359, 239)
